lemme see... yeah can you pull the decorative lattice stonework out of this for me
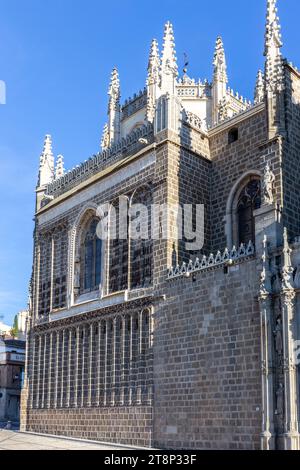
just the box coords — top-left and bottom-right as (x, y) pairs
(167, 241), (255, 279)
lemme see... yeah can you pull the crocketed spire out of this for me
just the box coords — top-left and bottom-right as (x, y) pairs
(106, 67), (121, 146)
(55, 154), (65, 179)
(160, 21), (178, 94)
(213, 36), (228, 84)
(146, 39), (161, 122)
(264, 0), (284, 92)
(38, 134), (55, 187)
(147, 39), (160, 86)
(108, 67), (120, 111)
(254, 70), (265, 104)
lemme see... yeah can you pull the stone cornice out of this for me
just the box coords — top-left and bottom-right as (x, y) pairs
(36, 143), (157, 216)
(33, 294), (164, 333)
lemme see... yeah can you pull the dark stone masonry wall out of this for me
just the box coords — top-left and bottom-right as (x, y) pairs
(26, 407), (153, 447)
(154, 258), (261, 450)
(282, 65), (300, 239)
(209, 109), (272, 251)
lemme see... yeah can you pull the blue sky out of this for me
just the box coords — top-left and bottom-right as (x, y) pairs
(0, 0), (299, 325)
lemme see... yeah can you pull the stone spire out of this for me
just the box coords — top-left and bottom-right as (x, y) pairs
(38, 134), (55, 188)
(213, 37), (228, 84)
(160, 21), (178, 94)
(148, 39), (160, 86)
(212, 36), (228, 125)
(264, 0), (285, 138)
(101, 123), (110, 150)
(107, 67), (121, 145)
(55, 154), (65, 179)
(146, 39), (161, 122)
(264, 0), (284, 92)
(254, 70), (265, 104)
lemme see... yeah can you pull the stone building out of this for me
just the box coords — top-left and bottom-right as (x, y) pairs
(0, 338), (25, 424)
(21, 0), (300, 450)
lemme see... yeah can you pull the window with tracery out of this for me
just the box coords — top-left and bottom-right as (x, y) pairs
(237, 179), (261, 245)
(81, 218), (102, 293)
(130, 188), (153, 289)
(109, 201), (129, 294)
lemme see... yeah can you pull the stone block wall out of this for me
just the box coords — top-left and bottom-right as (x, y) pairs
(282, 65), (300, 239)
(26, 406), (153, 447)
(154, 257), (261, 450)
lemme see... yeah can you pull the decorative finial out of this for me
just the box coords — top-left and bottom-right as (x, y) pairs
(108, 67), (120, 108)
(147, 39), (160, 86)
(106, 67), (121, 146)
(161, 21), (178, 79)
(264, 0), (284, 93)
(38, 134), (55, 187)
(213, 36), (228, 84)
(254, 70), (265, 104)
(40, 135), (53, 163)
(55, 154), (65, 179)
(101, 123), (110, 150)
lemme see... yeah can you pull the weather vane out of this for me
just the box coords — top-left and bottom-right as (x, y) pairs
(183, 53), (189, 75)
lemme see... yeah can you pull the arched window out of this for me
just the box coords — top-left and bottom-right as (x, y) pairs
(237, 179), (261, 245)
(81, 218), (102, 293)
(108, 198), (129, 294)
(130, 187), (153, 289)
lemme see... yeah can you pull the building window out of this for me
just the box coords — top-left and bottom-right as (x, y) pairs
(156, 96), (167, 133)
(228, 127), (239, 144)
(109, 200), (129, 294)
(237, 179), (261, 245)
(130, 187), (153, 289)
(81, 218), (102, 293)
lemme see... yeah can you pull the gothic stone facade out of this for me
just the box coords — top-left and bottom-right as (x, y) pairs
(21, 1), (300, 450)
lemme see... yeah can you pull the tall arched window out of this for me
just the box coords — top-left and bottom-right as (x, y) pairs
(130, 186), (153, 289)
(237, 179), (261, 245)
(81, 218), (102, 293)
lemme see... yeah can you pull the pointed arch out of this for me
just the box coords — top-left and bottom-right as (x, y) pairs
(225, 171), (262, 248)
(68, 203), (103, 304)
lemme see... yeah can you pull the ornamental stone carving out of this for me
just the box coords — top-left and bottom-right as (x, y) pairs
(262, 162), (275, 206)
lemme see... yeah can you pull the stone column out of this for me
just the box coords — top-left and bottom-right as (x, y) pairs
(60, 329), (66, 408)
(111, 318), (117, 406)
(54, 331), (60, 408)
(120, 316), (126, 405)
(137, 311), (143, 405)
(47, 332), (53, 408)
(88, 323), (94, 407)
(41, 334), (47, 409)
(36, 335), (42, 408)
(81, 325), (86, 408)
(74, 326), (80, 408)
(96, 321), (102, 406)
(129, 315), (134, 405)
(280, 289), (300, 449)
(259, 293), (275, 450)
(29, 336), (36, 409)
(67, 329), (72, 408)
(104, 320), (109, 407)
